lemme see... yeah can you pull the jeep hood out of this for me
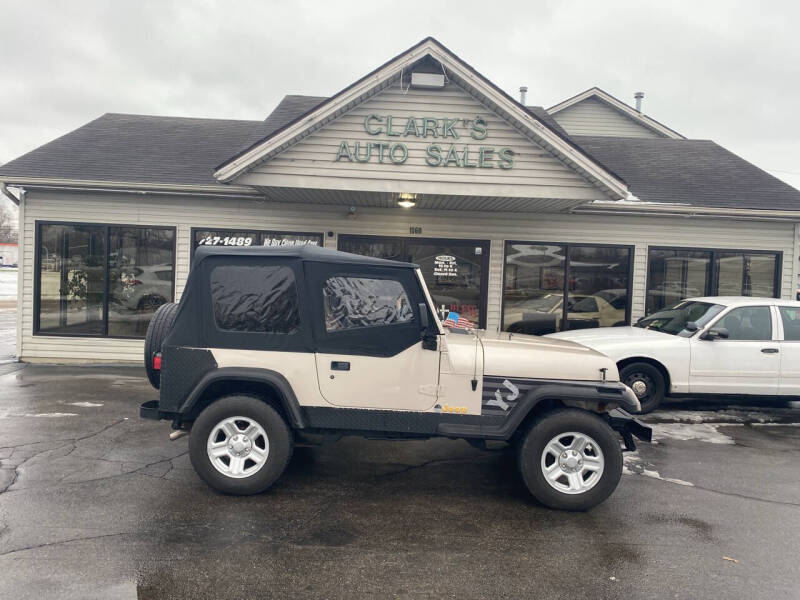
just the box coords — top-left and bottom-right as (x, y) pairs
(446, 330), (619, 383)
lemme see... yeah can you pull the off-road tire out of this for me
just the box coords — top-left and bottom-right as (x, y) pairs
(518, 409), (622, 511)
(143, 302), (179, 389)
(189, 395), (293, 496)
(619, 362), (665, 414)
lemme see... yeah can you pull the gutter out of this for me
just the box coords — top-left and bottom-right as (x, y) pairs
(570, 202), (800, 222)
(0, 177), (262, 199)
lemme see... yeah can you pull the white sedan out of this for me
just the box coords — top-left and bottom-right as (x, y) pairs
(547, 297), (800, 413)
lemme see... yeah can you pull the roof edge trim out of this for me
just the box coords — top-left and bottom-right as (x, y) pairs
(213, 38), (629, 200)
(0, 176), (262, 198)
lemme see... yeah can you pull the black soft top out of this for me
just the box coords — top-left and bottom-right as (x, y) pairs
(193, 244), (418, 269)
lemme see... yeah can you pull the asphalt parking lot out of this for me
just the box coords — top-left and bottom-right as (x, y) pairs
(0, 363), (799, 599)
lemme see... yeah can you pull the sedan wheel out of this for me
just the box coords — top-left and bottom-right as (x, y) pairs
(619, 362), (665, 414)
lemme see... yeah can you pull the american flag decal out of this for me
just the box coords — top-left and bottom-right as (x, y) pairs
(442, 311), (476, 330)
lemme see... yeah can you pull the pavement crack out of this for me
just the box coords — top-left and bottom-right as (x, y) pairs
(375, 456), (478, 478)
(629, 472), (800, 508)
(0, 531), (133, 557)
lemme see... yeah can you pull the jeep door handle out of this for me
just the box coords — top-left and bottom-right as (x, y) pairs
(331, 361), (350, 371)
(761, 348), (779, 354)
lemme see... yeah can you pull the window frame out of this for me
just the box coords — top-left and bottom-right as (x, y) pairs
(337, 233), (491, 329)
(645, 246), (783, 310)
(775, 304), (800, 342)
(190, 227), (323, 260)
(500, 240), (635, 333)
(34, 220), (177, 339)
(705, 304), (776, 342)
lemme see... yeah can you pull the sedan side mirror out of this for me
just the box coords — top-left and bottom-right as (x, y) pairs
(684, 321), (698, 332)
(701, 327), (730, 340)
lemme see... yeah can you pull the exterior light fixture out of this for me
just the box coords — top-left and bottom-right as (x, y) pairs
(397, 193), (416, 208)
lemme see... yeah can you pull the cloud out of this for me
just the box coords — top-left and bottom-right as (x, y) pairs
(1, 0), (799, 188)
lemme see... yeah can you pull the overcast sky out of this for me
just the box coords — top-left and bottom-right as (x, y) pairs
(1, 0), (799, 196)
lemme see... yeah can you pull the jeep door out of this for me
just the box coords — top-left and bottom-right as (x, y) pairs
(307, 264), (441, 410)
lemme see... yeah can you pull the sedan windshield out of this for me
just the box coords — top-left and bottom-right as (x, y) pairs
(635, 301), (724, 337)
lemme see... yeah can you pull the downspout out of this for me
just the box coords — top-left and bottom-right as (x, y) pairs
(6, 185), (26, 360)
(0, 182), (22, 205)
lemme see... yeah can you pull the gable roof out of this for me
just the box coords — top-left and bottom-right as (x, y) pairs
(214, 37), (629, 200)
(0, 113), (261, 195)
(572, 136), (800, 211)
(548, 87), (685, 140)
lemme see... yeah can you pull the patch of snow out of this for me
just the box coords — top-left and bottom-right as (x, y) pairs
(750, 422), (800, 427)
(649, 422), (738, 445)
(622, 451), (694, 487)
(66, 402), (104, 408)
(0, 412), (79, 418)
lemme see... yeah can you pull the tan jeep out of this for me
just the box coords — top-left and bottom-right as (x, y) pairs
(140, 245), (650, 511)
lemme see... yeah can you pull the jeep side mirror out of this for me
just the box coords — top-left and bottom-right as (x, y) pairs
(419, 303), (438, 351)
(701, 327), (729, 340)
(419, 303), (429, 332)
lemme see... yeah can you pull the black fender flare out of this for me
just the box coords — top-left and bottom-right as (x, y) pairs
(179, 367), (307, 428)
(438, 381), (640, 440)
(501, 381), (640, 437)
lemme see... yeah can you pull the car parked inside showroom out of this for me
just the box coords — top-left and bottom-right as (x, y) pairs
(547, 296), (800, 413)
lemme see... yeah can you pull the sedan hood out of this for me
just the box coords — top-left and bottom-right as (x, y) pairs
(546, 326), (685, 362)
(548, 326), (672, 345)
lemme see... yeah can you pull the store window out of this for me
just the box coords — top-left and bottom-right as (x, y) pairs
(36, 223), (175, 338)
(192, 228), (322, 255)
(646, 247), (780, 314)
(338, 235), (489, 329)
(502, 242), (632, 335)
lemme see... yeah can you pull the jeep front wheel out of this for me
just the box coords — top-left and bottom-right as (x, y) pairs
(189, 395), (293, 495)
(518, 409), (622, 511)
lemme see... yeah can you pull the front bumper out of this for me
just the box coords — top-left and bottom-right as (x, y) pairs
(608, 408), (652, 451)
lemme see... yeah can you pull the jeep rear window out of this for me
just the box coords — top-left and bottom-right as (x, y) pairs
(323, 277), (413, 332)
(210, 265), (299, 334)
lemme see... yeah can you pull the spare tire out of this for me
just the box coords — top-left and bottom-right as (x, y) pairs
(144, 302), (179, 389)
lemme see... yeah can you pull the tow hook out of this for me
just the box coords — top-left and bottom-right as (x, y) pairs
(169, 429), (189, 441)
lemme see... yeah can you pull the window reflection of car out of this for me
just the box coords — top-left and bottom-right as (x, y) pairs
(505, 290), (626, 335)
(110, 265), (173, 313)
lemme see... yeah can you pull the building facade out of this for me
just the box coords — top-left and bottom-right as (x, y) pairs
(1, 38), (799, 362)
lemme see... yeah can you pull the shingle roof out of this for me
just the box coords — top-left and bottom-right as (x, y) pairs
(239, 95), (327, 151)
(0, 113), (261, 189)
(572, 136), (800, 211)
(2, 100), (799, 212)
(527, 106), (570, 137)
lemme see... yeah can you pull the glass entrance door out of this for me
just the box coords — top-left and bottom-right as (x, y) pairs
(338, 235), (489, 329)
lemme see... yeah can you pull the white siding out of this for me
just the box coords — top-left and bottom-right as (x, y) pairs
(19, 191), (798, 362)
(551, 98), (663, 138)
(238, 82), (608, 201)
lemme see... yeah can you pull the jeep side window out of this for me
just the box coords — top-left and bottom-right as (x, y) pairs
(210, 265), (300, 333)
(323, 277), (413, 332)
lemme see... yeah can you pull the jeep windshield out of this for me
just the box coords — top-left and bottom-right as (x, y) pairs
(635, 300), (724, 337)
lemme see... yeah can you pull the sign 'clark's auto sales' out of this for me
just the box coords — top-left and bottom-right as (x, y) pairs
(334, 114), (515, 169)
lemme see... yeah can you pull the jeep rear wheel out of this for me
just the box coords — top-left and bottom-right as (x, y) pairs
(518, 409), (622, 511)
(189, 395), (293, 495)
